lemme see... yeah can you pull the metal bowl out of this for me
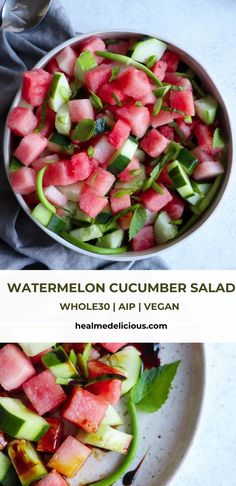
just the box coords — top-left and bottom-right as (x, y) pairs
(3, 30), (233, 261)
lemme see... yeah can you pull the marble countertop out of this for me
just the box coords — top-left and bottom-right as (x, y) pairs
(66, 0), (236, 269)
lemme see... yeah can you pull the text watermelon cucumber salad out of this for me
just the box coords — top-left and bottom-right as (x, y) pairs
(0, 343), (179, 485)
(7, 36), (226, 255)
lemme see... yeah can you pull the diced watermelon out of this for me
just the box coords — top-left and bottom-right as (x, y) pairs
(140, 89), (157, 106)
(140, 128), (169, 157)
(107, 40), (129, 55)
(36, 105), (56, 125)
(87, 360), (124, 404)
(93, 135), (115, 164)
(7, 107), (38, 137)
(170, 90), (195, 116)
(151, 60), (168, 81)
(46, 58), (63, 75)
(118, 156), (140, 182)
(84, 63), (113, 92)
(141, 185), (173, 212)
(157, 165), (173, 185)
(110, 189), (131, 214)
(71, 152), (93, 181)
(22, 69), (52, 106)
(131, 225), (156, 251)
(62, 386), (108, 433)
(192, 146), (215, 163)
(68, 99), (94, 123)
(165, 192), (185, 219)
(164, 73), (192, 90)
(193, 161), (224, 180)
(101, 343), (127, 353)
(86, 167), (115, 196)
(118, 67), (151, 99)
(48, 435), (91, 478)
(0, 344), (35, 391)
(108, 119), (131, 149)
(57, 182), (84, 201)
(159, 125), (175, 140)
(176, 119), (193, 139)
(118, 212), (132, 230)
(161, 50), (180, 72)
(32, 154), (59, 171)
(0, 431), (8, 451)
(56, 46), (77, 76)
(194, 123), (220, 155)
(79, 184), (108, 218)
(44, 186), (67, 207)
(37, 418), (63, 453)
(14, 133), (48, 166)
(81, 37), (106, 64)
(116, 105), (150, 138)
(43, 161), (74, 186)
(150, 108), (174, 128)
(23, 370), (67, 416)
(35, 470), (68, 486)
(98, 81), (125, 105)
(10, 167), (36, 195)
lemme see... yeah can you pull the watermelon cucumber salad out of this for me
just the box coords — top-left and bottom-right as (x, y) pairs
(0, 343), (180, 485)
(7, 36), (226, 255)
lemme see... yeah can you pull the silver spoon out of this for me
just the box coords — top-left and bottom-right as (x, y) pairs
(1, 0), (52, 32)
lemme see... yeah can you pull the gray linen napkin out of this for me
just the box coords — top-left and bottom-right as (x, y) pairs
(0, 0), (168, 270)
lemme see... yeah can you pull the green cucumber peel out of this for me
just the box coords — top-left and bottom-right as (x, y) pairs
(89, 399), (139, 486)
(213, 128), (225, 149)
(95, 50), (162, 86)
(36, 167), (56, 214)
(77, 343), (92, 378)
(61, 231), (128, 254)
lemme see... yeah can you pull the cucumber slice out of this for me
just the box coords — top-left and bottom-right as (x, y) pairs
(0, 398), (49, 441)
(177, 147), (199, 175)
(48, 72), (72, 112)
(96, 229), (124, 249)
(8, 440), (47, 486)
(134, 148), (145, 162)
(74, 208), (93, 223)
(74, 51), (97, 82)
(103, 346), (142, 395)
(108, 137), (138, 175)
(47, 214), (68, 234)
(101, 405), (124, 427)
(154, 211), (178, 244)
(168, 160), (194, 199)
(188, 182), (211, 207)
(31, 203), (52, 226)
(70, 224), (103, 242)
(55, 102), (71, 135)
(42, 345), (78, 379)
(77, 424), (132, 454)
(131, 37), (167, 63)
(19, 343), (54, 357)
(194, 95), (218, 125)
(0, 451), (20, 486)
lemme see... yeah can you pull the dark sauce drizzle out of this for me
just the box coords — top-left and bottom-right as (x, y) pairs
(122, 450), (149, 485)
(133, 343), (161, 369)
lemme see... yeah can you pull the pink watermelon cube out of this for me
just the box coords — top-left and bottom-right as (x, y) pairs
(170, 90), (195, 116)
(10, 167), (36, 195)
(93, 135), (115, 164)
(86, 167), (115, 196)
(85, 63), (113, 92)
(193, 161), (224, 181)
(164, 73), (192, 90)
(162, 50), (180, 71)
(165, 192), (185, 219)
(22, 69), (52, 106)
(157, 165), (173, 186)
(140, 128), (169, 157)
(46, 58), (63, 75)
(79, 184), (108, 218)
(118, 67), (151, 99)
(62, 386), (108, 433)
(57, 182), (84, 202)
(194, 123), (220, 155)
(140, 89), (157, 106)
(192, 146), (215, 163)
(108, 119), (131, 149)
(87, 360), (124, 405)
(43, 160), (74, 186)
(118, 212), (132, 230)
(68, 99), (94, 123)
(35, 470), (68, 486)
(116, 105), (150, 139)
(7, 107), (38, 137)
(107, 40), (129, 55)
(101, 343), (127, 353)
(110, 189), (131, 214)
(48, 435), (91, 478)
(131, 225), (156, 251)
(0, 344), (35, 391)
(71, 152), (93, 181)
(56, 46), (77, 76)
(31, 154), (59, 171)
(14, 133), (48, 166)
(159, 125), (175, 140)
(151, 60), (168, 82)
(150, 108), (174, 128)
(44, 186), (67, 207)
(81, 36), (106, 64)
(141, 185), (173, 212)
(118, 156), (140, 182)
(23, 370), (67, 416)
(98, 81), (125, 105)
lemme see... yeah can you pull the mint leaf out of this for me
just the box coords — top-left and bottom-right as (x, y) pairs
(71, 119), (96, 141)
(213, 128), (225, 149)
(89, 90), (103, 109)
(109, 65), (120, 82)
(131, 361), (181, 413)
(129, 206), (147, 241)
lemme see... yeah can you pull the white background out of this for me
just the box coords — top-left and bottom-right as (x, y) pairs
(66, 0), (236, 270)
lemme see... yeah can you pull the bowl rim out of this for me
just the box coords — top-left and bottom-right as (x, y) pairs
(3, 29), (234, 262)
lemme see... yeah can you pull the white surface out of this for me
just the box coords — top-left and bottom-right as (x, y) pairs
(65, 0), (236, 269)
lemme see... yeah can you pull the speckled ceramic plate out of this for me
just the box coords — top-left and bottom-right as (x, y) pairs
(70, 343), (205, 486)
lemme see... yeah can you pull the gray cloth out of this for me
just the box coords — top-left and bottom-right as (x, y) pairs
(0, 0), (168, 270)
